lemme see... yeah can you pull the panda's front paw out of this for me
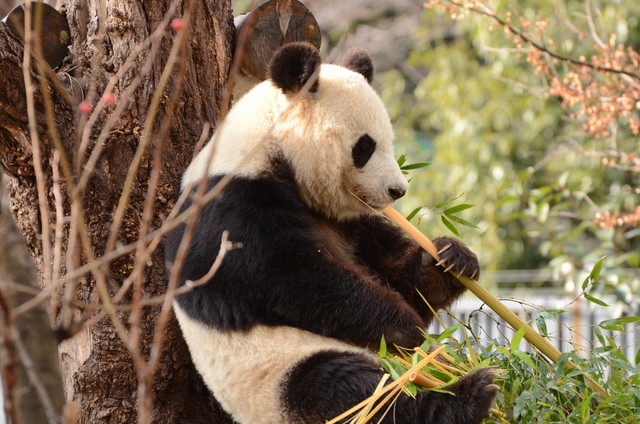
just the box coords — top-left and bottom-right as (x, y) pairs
(430, 236), (480, 281)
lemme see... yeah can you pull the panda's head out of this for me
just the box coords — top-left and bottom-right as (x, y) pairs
(185, 42), (408, 221)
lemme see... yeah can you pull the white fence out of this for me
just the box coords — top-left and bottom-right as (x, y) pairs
(439, 292), (640, 365)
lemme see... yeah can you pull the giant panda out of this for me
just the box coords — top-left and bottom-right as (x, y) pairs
(164, 42), (498, 424)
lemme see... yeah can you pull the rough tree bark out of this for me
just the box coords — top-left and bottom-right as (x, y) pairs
(0, 0), (235, 422)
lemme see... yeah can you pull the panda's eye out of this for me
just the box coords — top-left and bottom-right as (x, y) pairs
(352, 134), (376, 168)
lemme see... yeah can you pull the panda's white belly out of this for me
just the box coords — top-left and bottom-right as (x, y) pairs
(173, 302), (374, 423)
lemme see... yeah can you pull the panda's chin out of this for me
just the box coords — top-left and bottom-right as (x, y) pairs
(359, 199), (394, 214)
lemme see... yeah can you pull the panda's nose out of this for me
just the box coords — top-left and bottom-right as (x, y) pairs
(388, 186), (406, 200)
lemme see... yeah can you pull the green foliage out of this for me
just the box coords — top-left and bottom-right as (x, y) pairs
(379, 0), (640, 314)
(398, 155), (477, 237)
(379, 313), (640, 423)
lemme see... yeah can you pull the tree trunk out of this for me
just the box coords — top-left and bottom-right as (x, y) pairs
(0, 0), (235, 422)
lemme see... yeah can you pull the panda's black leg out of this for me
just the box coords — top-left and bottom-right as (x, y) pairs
(281, 350), (498, 424)
(280, 349), (419, 423)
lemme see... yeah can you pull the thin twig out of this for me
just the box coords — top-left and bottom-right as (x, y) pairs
(447, 0), (640, 80)
(11, 329), (61, 424)
(22, 0), (53, 301)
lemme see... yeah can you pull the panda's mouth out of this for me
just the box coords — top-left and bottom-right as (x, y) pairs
(348, 189), (389, 212)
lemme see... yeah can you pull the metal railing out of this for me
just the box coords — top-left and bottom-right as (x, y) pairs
(439, 293), (640, 365)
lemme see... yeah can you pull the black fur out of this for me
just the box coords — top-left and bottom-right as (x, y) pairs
(268, 42), (321, 94)
(165, 158), (478, 348)
(352, 134), (377, 168)
(282, 350), (498, 424)
(281, 350), (388, 422)
(342, 47), (374, 84)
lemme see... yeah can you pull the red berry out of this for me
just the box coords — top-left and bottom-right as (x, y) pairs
(171, 18), (184, 32)
(103, 92), (116, 105)
(79, 101), (93, 116)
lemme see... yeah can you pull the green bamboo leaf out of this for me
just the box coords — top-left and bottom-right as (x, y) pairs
(405, 382), (418, 396)
(436, 324), (462, 343)
(581, 257), (604, 290)
(443, 203), (474, 214)
(589, 256), (605, 280)
(584, 293), (609, 307)
(594, 326), (605, 346)
(512, 349), (536, 369)
(599, 316), (640, 331)
(536, 314), (548, 338)
(401, 161), (432, 170)
(581, 274), (590, 291)
(379, 335), (387, 358)
(445, 214), (478, 228)
(441, 216), (460, 237)
(510, 325), (527, 351)
(397, 154), (407, 167)
(434, 193), (464, 209)
(406, 206), (423, 222)
(599, 322), (624, 332)
(537, 202), (550, 223)
(580, 388), (592, 420)
(600, 316), (640, 327)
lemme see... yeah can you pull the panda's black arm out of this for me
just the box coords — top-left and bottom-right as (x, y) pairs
(174, 233), (430, 348)
(344, 216), (473, 321)
(168, 176), (430, 348)
(258, 258), (430, 348)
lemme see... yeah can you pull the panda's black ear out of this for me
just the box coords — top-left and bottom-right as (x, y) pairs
(342, 48), (374, 85)
(268, 42), (321, 94)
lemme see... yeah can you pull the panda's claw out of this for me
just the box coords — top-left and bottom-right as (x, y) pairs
(437, 243), (453, 255)
(444, 263), (455, 273)
(456, 265), (467, 279)
(486, 384), (501, 392)
(436, 259), (447, 268)
(470, 269), (478, 280)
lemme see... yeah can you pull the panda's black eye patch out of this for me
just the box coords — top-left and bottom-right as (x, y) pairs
(352, 135), (376, 168)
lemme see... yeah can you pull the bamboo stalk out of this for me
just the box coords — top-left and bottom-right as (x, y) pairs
(409, 372), (438, 389)
(383, 206), (609, 400)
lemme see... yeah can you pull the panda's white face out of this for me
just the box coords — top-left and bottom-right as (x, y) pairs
(271, 63), (408, 220)
(183, 44), (408, 221)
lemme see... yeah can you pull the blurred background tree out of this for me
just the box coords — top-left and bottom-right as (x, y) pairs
(405, 1), (640, 314)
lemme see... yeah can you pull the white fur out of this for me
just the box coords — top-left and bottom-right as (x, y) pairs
(174, 303), (374, 424)
(182, 63), (408, 221)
